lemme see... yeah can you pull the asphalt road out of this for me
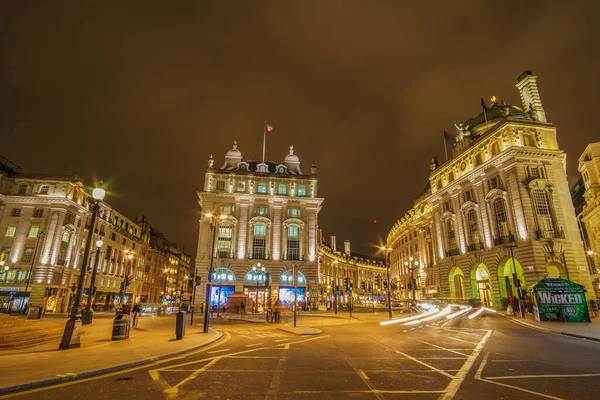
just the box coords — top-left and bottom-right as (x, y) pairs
(3, 311), (600, 400)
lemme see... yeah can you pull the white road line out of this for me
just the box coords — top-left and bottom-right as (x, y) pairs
(392, 350), (454, 379)
(487, 373), (600, 380)
(439, 330), (492, 400)
(275, 339), (290, 342)
(245, 343), (264, 347)
(357, 369), (370, 380)
(207, 348), (231, 354)
(409, 338), (470, 357)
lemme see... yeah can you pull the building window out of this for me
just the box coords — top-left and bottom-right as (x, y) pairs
(583, 171), (590, 188)
(216, 180), (225, 191)
(492, 197), (510, 237)
(523, 134), (534, 147)
(489, 176), (502, 190)
(65, 212), (76, 225)
(257, 183), (267, 194)
(252, 223), (267, 259)
(18, 184), (27, 195)
(531, 189), (556, 238)
(254, 207), (268, 216)
(446, 219), (457, 251)
(491, 141), (500, 156)
(297, 186), (307, 196)
(437, 179), (442, 190)
(464, 190), (472, 202)
(217, 224), (233, 258)
(448, 172), (455, 183)
(467, 209), (481, 249)
(278, 184), (287, 195)
(10, 208), (22, 217)
(57, 231), (71, 265)
(287, 208), (301, 218)
(28, 225), (40, 238)
(286, 225), (301, 260)
(39, 185), (50, 195)
(443, 201), (452, 212)
(237, 182), (246, 192)
(221, 205), (235, 215)
(111, 232), (117, 241)
(5, 226), (16, 237)
(33, 208), (44, 218)
(22, 247), (34, 263)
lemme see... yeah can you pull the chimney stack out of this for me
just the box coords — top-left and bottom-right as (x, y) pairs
(344, 240), (351, 256)
(317, 226), (323, 244)
(330, 234), (336, 251)
(516, 70), (547, 123)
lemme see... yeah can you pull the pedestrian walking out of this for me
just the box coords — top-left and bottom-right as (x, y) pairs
(274, 299), (282, 323)
(132, 303), (139, 328)
(240, 301), (246, 316)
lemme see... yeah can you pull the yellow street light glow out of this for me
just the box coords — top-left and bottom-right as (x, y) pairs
(95, 240), (103, 248)
(92, 187), (106, 201)
(205, 213), (213, 218)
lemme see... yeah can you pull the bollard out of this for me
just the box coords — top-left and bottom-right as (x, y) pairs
(176, 310), (186, 339)
(112, 314), (131, 340)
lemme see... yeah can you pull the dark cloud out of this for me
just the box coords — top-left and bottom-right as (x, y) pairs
(2, 1), (599, 256)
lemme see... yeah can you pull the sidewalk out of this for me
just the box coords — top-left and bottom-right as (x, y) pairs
(0, 315), (222, 394)
(506, 313), (600, 342)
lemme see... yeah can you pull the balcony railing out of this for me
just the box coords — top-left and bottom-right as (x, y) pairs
(535, 228), (565, 240)
(494, 233), (515, 246)
(216, 250), (234, 259)
(445, 248), (460, 257)
(248, 251), (269, 260)
(466, 242), (484, 252)
(284, 254), (304, 261)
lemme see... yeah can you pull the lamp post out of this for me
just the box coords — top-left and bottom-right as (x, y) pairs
(1, 262), (8, 283)
(252, 263), (266, 313)
(404, 257), (420, 308)
(380, 246), (393, 320)
(203, 212), (225, 334)
(118, 250), (134, 311)
(83, 239), (103, 323)
(22, 231), (43, 313)
(59, 184), (105, 350)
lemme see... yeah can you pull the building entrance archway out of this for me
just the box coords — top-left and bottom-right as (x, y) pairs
(448, 267), (465, 299)
(497, 256), (526, 300)
(546, 261), (567, 279)
(470, 263), (493, 307)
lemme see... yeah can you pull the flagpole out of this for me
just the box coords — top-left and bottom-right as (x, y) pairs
(262, 122), (267, 164)
(443, 132), (448, 161)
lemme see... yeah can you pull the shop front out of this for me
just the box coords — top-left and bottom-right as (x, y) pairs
(278, 270), (306, 307)
(0, 286), (28, 312)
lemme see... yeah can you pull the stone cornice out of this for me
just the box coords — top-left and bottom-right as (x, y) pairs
(318, 243), (386, 271)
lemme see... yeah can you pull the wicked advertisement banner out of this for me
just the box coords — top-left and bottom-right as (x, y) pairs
(531, 278), (590, 323)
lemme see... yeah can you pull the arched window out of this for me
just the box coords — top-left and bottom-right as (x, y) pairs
(448, 172), (455, 183)
(531, 189), (555, 238)
(211, 268), (236, 283)
(57, 231), (71, 265)
(286, 224), (301, 260)
(217, 222), (234, 258)
(474, 153), (483, 166)
(446, 219), (457, 252)
(491, 141), (500, 157)
(437, 179), (442, 190)
(493, 197), (509, 238)
(467, 209), (481, 249)
(280, 270), (306, 285)
(252, 223), (267, 259)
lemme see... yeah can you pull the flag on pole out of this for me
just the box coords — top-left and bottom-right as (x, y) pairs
(266, 123), (274, 132)
(480, 97), (488, 111)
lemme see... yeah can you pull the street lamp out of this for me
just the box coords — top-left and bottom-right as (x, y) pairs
(83, 239), (104, 322)
(380, 246), (393, 320)
(203, 212), (226, 334)
(404, 257), (420, 308)
(251, 263), (266, 313)
(118, 250), (134, 311)
(60, 183), (105, 350)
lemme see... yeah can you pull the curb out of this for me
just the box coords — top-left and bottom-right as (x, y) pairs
(0, 330), (224, 395)
(507, 317), (600, 343)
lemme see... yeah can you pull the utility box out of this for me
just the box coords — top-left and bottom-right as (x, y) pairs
(176, 310), (186, 339)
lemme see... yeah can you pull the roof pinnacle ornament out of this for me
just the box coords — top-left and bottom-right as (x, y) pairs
(207, 154), (214, 169)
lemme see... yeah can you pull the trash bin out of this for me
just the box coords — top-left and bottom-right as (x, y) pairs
(112, 314), (131, 340)
(82, 309), (94, 325)
(176, 310), (186, 340)
(26, 306), (42, 320)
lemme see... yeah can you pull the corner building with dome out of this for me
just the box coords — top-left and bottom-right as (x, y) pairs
(386, 70), (596, 309)
(194, 142), (323, 310)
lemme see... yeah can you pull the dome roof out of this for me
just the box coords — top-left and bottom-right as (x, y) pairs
(283, 145), (303, 175)
(469, 102), (525, 131)
(221, 141), (243, 170)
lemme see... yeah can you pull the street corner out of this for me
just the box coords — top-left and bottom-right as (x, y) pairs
(277, 326), (323, 335)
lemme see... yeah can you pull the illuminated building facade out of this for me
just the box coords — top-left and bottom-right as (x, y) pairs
(576, 143), (600, 297)
(387, 71), (596, 309)
(195, 142), (323, 309)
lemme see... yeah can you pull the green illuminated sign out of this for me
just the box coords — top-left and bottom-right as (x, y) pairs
(531, 278), (590, 323)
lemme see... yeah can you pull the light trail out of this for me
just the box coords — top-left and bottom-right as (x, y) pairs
(380, 308), (439, 326)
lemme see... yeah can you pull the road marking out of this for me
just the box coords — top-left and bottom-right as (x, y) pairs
(275, 339), (290, 342)
(392, 350), (454, 379)
(439, 329), (492, 400)
(165, 358), (220, 394)
(357, 369), (369, 380)
(474, 352), (563, 400)
(487, 373), (600, 380)
(409, 337), (470, 357)
(245, 343), (264, 347)
(207, 348), (230, 354)
(444, 335), (480, 345)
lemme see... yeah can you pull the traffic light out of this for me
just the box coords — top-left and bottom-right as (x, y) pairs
(125, 275), (133, 289)
(383, 280), (388, 289)
(195, 275), (202, 286)
(349, 282), (354, 292)
(343, 277), (349, 289)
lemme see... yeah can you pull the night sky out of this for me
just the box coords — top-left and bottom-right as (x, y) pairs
(2, 2), (599, 258)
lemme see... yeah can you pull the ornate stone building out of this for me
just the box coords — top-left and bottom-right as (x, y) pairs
(195, 142), (323, 309)
(387, 71), (595, 309)
(577, 143), (600, 297)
